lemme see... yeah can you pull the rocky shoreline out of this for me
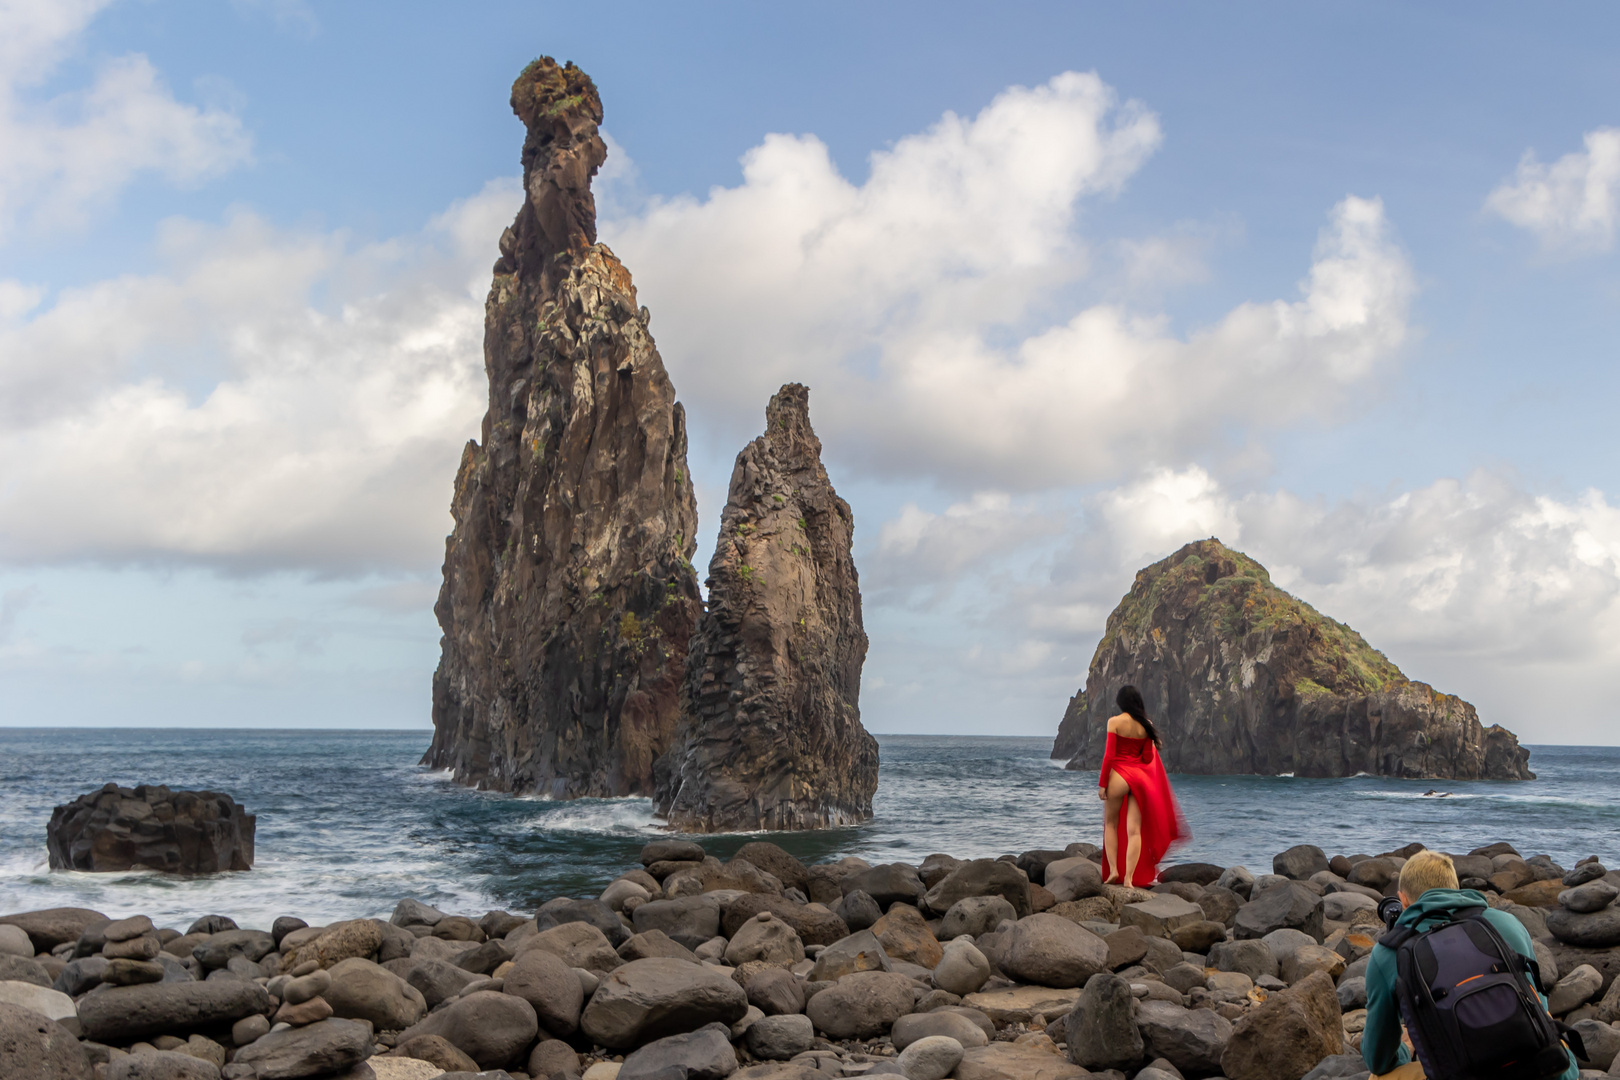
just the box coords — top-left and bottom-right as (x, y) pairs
(3, 838), (1618, 1080)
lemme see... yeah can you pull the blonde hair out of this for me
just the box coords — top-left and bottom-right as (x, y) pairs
(1398, 849), (1459, 898)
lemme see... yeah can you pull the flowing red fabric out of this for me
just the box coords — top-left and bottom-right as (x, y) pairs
(1098, 731), (1188, 887)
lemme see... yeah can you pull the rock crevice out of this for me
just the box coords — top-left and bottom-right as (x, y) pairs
(1053, 538), (1533, 781)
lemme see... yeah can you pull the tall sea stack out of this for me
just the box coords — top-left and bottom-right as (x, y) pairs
(1053, 538), (1533, 781)
(423, 58), (702, 797)
(656, 385), (879, 831)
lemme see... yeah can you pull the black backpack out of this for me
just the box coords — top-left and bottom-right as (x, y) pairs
(1380, 906), (1584, 1080)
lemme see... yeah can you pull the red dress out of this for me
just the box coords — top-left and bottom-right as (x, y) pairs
(1098, 732), (1188, 887)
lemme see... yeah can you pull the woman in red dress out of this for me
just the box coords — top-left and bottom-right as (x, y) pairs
(1098, 684), (1187, 886)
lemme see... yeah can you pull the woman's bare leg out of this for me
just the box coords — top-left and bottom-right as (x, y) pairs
(1123, 794), (1144, 886)
(1102, 771), (1130, 883)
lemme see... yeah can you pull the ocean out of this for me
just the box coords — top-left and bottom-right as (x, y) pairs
(2, 729), (1616, 928)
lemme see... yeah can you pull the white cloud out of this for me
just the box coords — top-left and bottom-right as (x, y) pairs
(606, 73), (1412, 490)
(1485, 128), (1620, 253)
(0, 181), (515, 572)
(0, 0), (251, 237)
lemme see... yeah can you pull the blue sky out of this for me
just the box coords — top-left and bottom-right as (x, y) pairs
(1, 1), (1618, 744)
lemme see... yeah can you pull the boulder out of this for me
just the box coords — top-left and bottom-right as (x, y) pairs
(0, 925), (36, 958)
(1121, 896), (1204, 940)
(633, 897), (722, 948)
(76, 980), (270, 1044)
(724, 914), (804, 968)
(1345, 858), (1398, 891)
(869, 904), (941, 968)
(0, 999), (92, 1080)
(1197, 885), (1245, 927)
(1504, 880), (1567, 908)
(732, 844), (810, 894)
(618, 929), (698, 964)
(1221, 970), (1343, 1080)
(923, 859), (1031, 918)
(1570, 1017), (1620, 1070)
(46, 785), (253, 873)
(719, 895), (847, 948)
(1169, 920), (1227, 953)
(896, 1035), (964, 1080)
(743, 968), (805, 1016)
(745, 1014), (815, 1060)
(833, 890), (880, 931)
(392, 1034), (479, 1073)
(520, 922), (622, 974)
(961, 986), (1083, 1026)
(1546, 906), (1620, 949)
(892, 1010), (990, 1050)
(804, 970), (915, 1039)
(389, 900), (447, 929)
(536, 899), (631, 949)
(325, 957), (427, 1031)
(1136, 999), (1233, 1075)
(1281, 944), (1347, 985)
(1234, 883), (1325, 942)
(1, 955), (53, 988)
(940, 897), (1016, 940)
(528, 1038), (581, 1079)
(232, 1017), (374, 1079)
(501, 947), (586, 1039)
(643, 841), (706, 866)
(843, 865), (926, 911)
(1161, 863), (1225, 887)
(452, 938), (513, 976)
(1547, 964), (1602, 1014)
(0, 909), (109, 954)
(932, 938), (991, 996)
(1322, 892), (1378, 922)
(284, 921), (382, 971)
(1559, 881), (1619, 914)
(1043, 858), (1104, 904)
(618, 1023), (736, 1080)
(396, 991), (538, 1070)
(1065, 972), (1142, 1070)
(999, 914), (1108, 989)
(384, 957), (481, 1008)
(808, 930), (891, 982)
(580, 958), (748, 1050)
(1208, 938), (1279, 982)
(953, 1042), (1091, 1080)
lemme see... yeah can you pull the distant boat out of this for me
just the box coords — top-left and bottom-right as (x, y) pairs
(1421, 789), (1453, 798)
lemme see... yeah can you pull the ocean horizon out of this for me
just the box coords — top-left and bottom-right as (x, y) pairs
(4, 728), (1616, 929)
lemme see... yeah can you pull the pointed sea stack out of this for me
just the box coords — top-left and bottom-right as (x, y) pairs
(656, 385), (878, 831)
(1054, 538), (1533, 780)
(423, 58), (702, 797)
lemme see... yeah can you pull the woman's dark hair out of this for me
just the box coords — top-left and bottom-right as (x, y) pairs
(1116, 684), (1162, 746)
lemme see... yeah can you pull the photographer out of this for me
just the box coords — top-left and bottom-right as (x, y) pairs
(1362, 849), (1578, 1080)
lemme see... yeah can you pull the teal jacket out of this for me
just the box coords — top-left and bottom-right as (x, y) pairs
(1362, 888), (1577, 1078)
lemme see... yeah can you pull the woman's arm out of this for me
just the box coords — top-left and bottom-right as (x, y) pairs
(1098, 731), (1119, 793)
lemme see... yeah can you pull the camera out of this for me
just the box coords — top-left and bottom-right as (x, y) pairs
(1378, 896), (1404, 929)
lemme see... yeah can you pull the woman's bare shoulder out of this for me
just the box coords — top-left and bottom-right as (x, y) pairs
(1105, 712), (1126, 733)
(1107, 713), (1144, 737)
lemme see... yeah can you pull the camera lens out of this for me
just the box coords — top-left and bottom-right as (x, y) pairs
(1377, 896), (1404, 927)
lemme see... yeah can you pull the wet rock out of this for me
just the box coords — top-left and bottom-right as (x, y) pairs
(1221, 970), (1343, 1080)
(745, 1013), (815, 1060)
(804, 970), (914, 1039)
(999, 914), (1108, 989)
(47, 786), (254, 874)
(1053, 541), (1532, 781)
(656, 384), (877, 831)
(232, 1017), (374, 1080)
(579, 957), (748, 1050)
(77, 979), (270, 1044)
(396, 991), (538, 1071)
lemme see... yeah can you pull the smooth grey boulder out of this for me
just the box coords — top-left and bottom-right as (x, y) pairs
(383, 956), (481, 1008)
(939, 897), (1016, 940)
(922, 859), (1031, 918)
(642, 840), (706, 866)
(0, 909), (108, 954)
(1136, 999), (1233, 1075)
(580, 958), (748, 1051)
(896, 1035), (964, 1080)
(1559, 881), (1619, 914)
(390, 899), (448, 928)
(844, 864), (926, 910)
(519, 922), (621, 975)
(619, 1023), (738, 1080)
(103, 1051), (220, 1080)
(999, 913), (1108, 989)
(1546, 964), (1602, 1014)
(804, 970), (915, 1040)
(502, 946), (583, 1038)
(631, 896), (722, 949)
(743, 968), (805, 1017)
(453, 939), (513, 976)
(1233, 883), (1325, 943)
(1546, 906), (1620, 948)
(1570, 1017), (1620, 1070)
(833, 891), (882, 932)
(1301, 1053), (1374, 1080)
(745, 1013), (816, 1060)
(891, 1010), (989, 1051)
(1, 954), (55, 989)
(1044, 858), (1105, 903)
(0, 1000), (93, 1080)
(76, 980), (270, 1044)
(807, 930), (892, 982)
(324, 957), (426, 1030)
(1337, 975), (1368, 1010)
(231, 1017), (373, 1080)
(396, 990), (538, 1071)
(1065, 972), (1142, 1070)
(932, 938), (991, 996)
(724, 914), (804, 968)
(1208, 939), (1279, 982)
(536, 899), (630, 949)
(192, 931), (275, 972)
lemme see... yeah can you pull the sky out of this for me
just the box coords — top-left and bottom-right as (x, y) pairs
(1, 1), (1618, 744)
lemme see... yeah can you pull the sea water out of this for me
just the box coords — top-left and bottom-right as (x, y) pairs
(1, 729), (1615, 928)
